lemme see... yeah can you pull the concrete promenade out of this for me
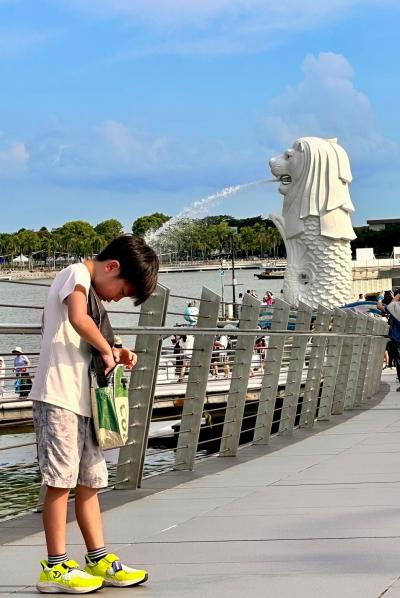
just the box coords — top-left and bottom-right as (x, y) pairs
(2, 373), (400, 597)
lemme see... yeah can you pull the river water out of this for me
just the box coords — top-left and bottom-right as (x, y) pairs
(0, 267), (283, 353)
(0, 268), (283, 518)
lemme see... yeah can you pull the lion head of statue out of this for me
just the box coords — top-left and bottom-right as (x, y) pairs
(269, 136), (356, 241)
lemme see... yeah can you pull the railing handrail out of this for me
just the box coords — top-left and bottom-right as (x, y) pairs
(0, 323), (388, 338)
(0, 285), (389, 520)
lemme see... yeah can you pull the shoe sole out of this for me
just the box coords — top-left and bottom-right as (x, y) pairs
(36, 582), (103, 594)
(103, 573), (148, 587)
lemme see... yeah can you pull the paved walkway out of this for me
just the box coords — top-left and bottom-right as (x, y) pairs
(1, 373), (400, 597)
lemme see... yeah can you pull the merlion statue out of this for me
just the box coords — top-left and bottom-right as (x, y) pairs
(269, 136), (356, 309)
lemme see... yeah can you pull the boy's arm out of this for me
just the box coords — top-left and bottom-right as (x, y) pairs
(66, 286), (115, 373)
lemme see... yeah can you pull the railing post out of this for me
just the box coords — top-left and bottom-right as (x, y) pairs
(174, 287), (220, 471)
(253, 298), (290, 445)
(331, 310), (357, 415)
(343, 313), (368, 410)
(379, 320), (390, 389)
(378, 320), (390, 390)
(354, 316), (376, 406)
(116, 284), (169, 489)
(299, 305), (331, 428)
(281, 302), (313, 434)
(219, 292), (261, 457)
(317, 308), (347, 420)
(364, 319), (381, 399)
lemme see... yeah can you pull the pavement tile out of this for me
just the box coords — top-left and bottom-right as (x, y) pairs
(2, 376), (400, 597)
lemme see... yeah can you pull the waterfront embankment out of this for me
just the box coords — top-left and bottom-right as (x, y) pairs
(0, 270), (57, 280)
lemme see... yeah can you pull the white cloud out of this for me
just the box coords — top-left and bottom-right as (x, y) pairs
(258, 52), (399, 168)
(62, 0), (399, 55)
(65, 0), (394, 28)
(0, 141), (29, 175)
(21, 118), (256, 192)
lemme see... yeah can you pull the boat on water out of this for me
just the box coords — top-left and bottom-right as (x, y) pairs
(254, 265), (286, 279)
(0, 276), (11, 281)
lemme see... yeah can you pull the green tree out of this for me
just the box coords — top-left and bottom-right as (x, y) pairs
(94, 219), (124, 242)
(131, 213), (171, 236)
(213, 220), (232, 253)
(54, 220), (96, 259)
(2, 233), (19, 258)
(239, 226), (256, 258)
(266, 227), (283, 257)
(38, 228), (58, 266)
(91, 234), (107, 255)
(15, 229), (40, 267)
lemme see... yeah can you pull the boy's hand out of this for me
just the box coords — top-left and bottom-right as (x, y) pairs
(112, 347), (137, 369)
(101, 351), (116, 375)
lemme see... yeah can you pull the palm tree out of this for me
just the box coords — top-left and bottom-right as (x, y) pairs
(239, 226), (256, 258)
(15, 230), (40, 269)
(267, 227), (283, 258)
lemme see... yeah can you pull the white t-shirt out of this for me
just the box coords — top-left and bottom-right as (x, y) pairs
(29, 263), (92, 416)
(181, 335), (194, 356)
(218, 335), (228, 357)
(388, 301), (400, 320)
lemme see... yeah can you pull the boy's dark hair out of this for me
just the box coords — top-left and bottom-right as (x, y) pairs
(96, 234), (159, 305)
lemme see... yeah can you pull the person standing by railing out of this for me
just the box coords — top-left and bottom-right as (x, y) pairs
(12, 346), (31, 397)
(211, 334), (230, 379)
(183, 300), (199, 325)
(386, 289), (400, 390)
(28, 235), (159, 594)
(12, 345), (30, 374)
(177, 334), (194, 382)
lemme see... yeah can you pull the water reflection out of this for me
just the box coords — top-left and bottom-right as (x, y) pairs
(0, 425), (177, 519)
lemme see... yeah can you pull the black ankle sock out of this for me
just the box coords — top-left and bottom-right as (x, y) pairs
(87, 547), (107, 563)
(48, 553), (68, 567)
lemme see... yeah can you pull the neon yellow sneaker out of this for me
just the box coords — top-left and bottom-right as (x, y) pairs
(84, 553), (148, 587)
(37, 559), (103, 594)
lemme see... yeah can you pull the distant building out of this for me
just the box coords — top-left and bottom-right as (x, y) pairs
(367, 218), (400, 231)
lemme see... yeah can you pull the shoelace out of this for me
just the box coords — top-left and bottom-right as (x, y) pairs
(61, 563), (77, 572)
(59, 562), (93, 581)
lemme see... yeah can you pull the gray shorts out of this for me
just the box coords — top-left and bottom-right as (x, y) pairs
(33, 401), (108, 489)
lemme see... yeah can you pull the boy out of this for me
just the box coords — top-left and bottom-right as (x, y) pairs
(29, 234), (159, 593)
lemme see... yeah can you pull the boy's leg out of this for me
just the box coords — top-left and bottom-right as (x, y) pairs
(79, 419), (148, 587)
(33, 402), (80, 559)
(178, 359), (186, 382)
(38, 488), (104, 595)
(75, 485), (104, 551)
(43, 486), (70, 556)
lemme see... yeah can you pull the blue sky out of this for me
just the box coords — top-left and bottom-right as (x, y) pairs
(0, 0), (399, 232)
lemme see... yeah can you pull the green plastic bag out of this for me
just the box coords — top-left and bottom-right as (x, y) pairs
(91, 364), (129, 449)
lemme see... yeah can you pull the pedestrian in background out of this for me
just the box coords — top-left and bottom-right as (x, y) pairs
(386, 289), (400, 389)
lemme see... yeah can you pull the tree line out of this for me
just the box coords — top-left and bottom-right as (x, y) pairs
(0, 215), (284, 266)
(0, 214), (397, 267)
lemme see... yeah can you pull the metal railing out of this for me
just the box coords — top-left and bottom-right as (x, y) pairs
(0, 281), (389, 519)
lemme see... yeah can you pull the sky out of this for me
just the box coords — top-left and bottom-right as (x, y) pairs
(0, 0), (400, 233)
